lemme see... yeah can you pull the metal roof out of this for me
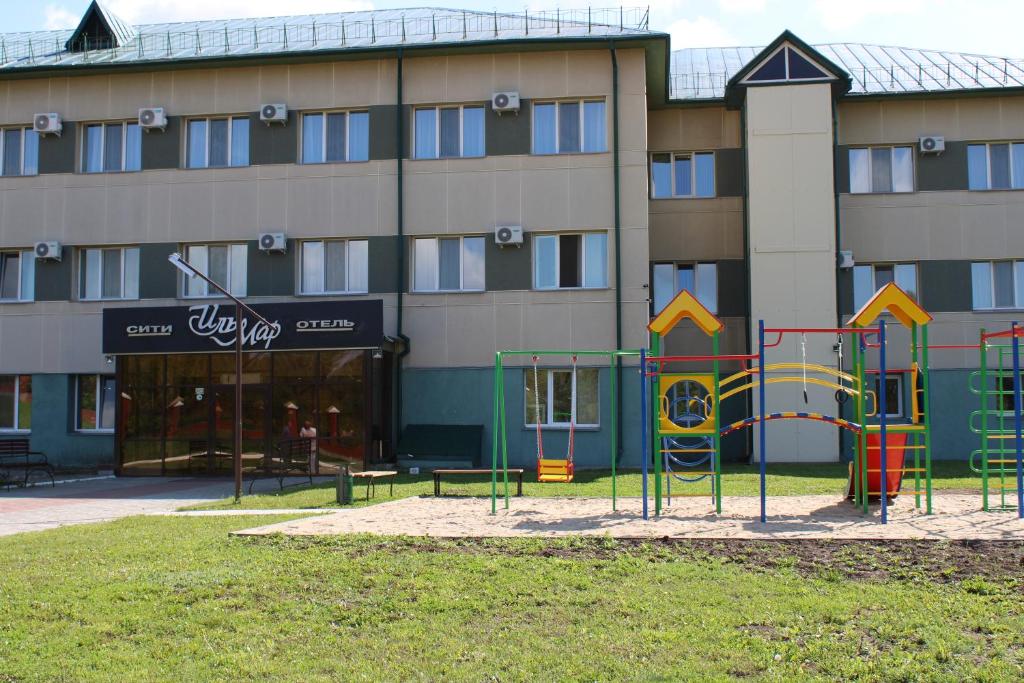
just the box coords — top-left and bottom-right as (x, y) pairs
(0, 7), (654, 72)
(671, 43), (1024, 100)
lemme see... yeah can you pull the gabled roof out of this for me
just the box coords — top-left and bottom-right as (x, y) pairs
(64, 1), (136, 52)
(672, 41), (1024, 101)
(648, 290), (724, 337)
(848, 282), (932, 329)
(727, 31), (849, 90)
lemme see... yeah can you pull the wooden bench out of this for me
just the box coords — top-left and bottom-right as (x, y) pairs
(433, 468), (524, 497)
(351, 470), (398, 500)
(0, 439), (54, 489)
(246, 438), (314, 494)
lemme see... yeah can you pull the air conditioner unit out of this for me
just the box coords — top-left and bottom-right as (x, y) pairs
(260, 103), (288, 125)
(33, 113), (62, 136)
(838, 250), (854, 270)
(919, 135), (945, 154)
(495, 225), (523, 247)
(138, 107), (167, 131)
(258, 232), (287, 253)
(34, 241), (62, 261)
(491, 91), (520, 114)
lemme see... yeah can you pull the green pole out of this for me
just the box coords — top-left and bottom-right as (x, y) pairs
(491, 353), (500, 514)
(921, 324), (933, 515)
(712, 330), (722, 514)
(911, 324), (921, 509)
(498, 358), (510, 510)
(980, 329), (989, 511)
(652, 331), (662, 516)
(610, 352), (617, 512)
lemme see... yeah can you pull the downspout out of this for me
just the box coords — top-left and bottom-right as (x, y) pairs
(741, 103), (754, 463)
(831, 100), (844, 458)
(395, 48), (410, 432)
(610, 41), (623, 464)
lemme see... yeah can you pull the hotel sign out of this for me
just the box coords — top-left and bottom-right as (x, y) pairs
(103, 300), (384, 354)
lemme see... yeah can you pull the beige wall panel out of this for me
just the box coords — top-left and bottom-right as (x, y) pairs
(145, 178), (172, 241)
(253, 174), (289, 233)
(494, 299), (525, 351)
(168, 180), (214, 237)
(647, 109), (682, 150)
(617, 96), (648, 153)
(491, 53), (522, 94)
(402, 303), (446, 366)
(0, 82), (9, 122)
(570, 302), (615, 348)
(493, 170), (523, 226)
(6, 78), (55, 123)
(108, 73), (156, 118)
(285, 176), (334, 235)
(403, 55), (448, 104)
(287, 62), (334, 109)
(214, 68), (261, 114)
(211, 180), (260, 239)
(443, 301), (497, 366)
(522, 169), (570, 228)
(647, 106), (741, 152)
(568, 166), (613, 229)
(331, 174), (387, 237)
(1, 188), (43, 244)
(171, 70), (218, 116)
(616, 49), (646, 97)
(447, 170), (495, 232)
(839, 95), (1024, 145)
(444, 54), (492, 103)
(333, 59), (388, 107)
(620, 165), (651, 229)
(619, 226), (650, 289)
(648, 204), (742, 262)
(105, 183), (148, 243)
(404, 171), (448, 234)
(257, 65), (291, 108)
(519, 52), (568, 97)
(521, 301), (573, 349)
(567, 51), (612, 98)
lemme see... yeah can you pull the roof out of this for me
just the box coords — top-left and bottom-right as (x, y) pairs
(848, 283), (932, 329)
(0, 7), (656, 73)
(672, 42), (1024, 100)
(648, 290), (723, 337)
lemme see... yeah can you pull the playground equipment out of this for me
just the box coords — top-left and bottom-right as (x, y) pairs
(970, 324), (1024, 517)
(490, 348), (641, 513)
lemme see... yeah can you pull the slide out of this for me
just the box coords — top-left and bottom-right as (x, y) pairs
(846, 432), (908, 501)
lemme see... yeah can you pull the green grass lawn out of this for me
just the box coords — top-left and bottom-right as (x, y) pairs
(0, 516), (1020, 681)
(189, 462), (982, 511)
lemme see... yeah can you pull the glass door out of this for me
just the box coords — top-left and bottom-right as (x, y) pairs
(209, 384), (271, 475)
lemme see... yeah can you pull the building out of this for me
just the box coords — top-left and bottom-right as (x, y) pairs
(0, 2), (1019, 474)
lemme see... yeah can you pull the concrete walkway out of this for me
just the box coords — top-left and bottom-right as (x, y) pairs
(0, 476), (324, 536)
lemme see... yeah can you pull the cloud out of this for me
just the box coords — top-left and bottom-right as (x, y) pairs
(44, 4), (79, 30)
(46, 0), (373, 27)
(811, 0), (927, 31)
(717, 0), (768, 12)
(665, 16), (739, 48)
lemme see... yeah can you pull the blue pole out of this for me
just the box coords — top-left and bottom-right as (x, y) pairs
(640, 348), (649, 521)
(758, 320), (767, 524)
(1012, 323), (1024, 519)
(879, 320), (888, 525)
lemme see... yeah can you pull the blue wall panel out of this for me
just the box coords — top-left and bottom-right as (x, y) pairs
(27, 374), (115, 471)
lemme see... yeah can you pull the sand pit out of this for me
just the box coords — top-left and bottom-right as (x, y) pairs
(234, 493), (1024, 540)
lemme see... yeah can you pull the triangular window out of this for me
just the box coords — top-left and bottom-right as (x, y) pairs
(65, 1), (136, 53)
(745, 45), (833, 83)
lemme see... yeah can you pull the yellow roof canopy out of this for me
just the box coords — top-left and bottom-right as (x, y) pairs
(847, 282), (932, 328)
(648, 289), (724, 337)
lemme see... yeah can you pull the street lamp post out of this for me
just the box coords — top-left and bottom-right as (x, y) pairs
(168, 252), (279, 502)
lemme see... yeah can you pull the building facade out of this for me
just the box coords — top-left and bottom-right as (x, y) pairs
(0, 4), (1019, 472)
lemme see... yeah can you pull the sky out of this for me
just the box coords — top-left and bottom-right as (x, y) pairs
(4, 0), (1022, 57)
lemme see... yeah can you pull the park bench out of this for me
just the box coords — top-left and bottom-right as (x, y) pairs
(0, 439), (55, 489)
(246, 438), (315, 494)
(351, 470), (398, 500)
(433, 468), (524, 497)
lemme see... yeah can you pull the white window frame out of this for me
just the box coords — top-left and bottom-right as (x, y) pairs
(531, 99), (607, 155)
(78, 247), (139, 301)
(81, 121), (140, 173)
(972, 260), (1024, 310)
(75, 374), (115, 433)
(0, 126), (38, 177)
(853, 263), (918, 310)
(652, 262), (718, 314)
(849, 146), (914, 194)
(411, 236), (486, 293)
(186, 116), (249, 169)
(650, 152), (716, 198)
(533, 232), (608, 291)
(0, 374), (31, 433)
(299, 239), (369, 294)
(968, 142), (1024, 191)
(872, 374), (904, 418)
(741, 44), (833, 84)
(0, 250), (34, 302)
(412, 105), (486, 159)
(300, 110), (370, 164)
(181, 243), (248, 298)
(524, 367), (600, 428)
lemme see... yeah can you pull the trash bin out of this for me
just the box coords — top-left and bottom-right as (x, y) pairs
(336, 466), (354, 505)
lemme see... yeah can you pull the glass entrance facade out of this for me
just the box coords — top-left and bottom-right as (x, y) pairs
(117, 349), (387, 475)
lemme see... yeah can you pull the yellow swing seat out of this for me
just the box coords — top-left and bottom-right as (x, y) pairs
(537, 458), (574, 483)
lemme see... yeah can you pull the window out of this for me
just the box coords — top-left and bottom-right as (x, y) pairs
(76, 374), (115, 431)
(79, 247), (139, 301)
(651, 152), (715, 198)
(872, 375), (903, 418)
(0, 250), (34, 302)
(853, 263), (917, 311)
(182, 244), (247, 297)
(652, 263), (717, 314)
(849, 147), (914, 193)
(745, 45), (832, 82)
(413, 106), (485, 159)
(532, 100), (606, 154)
(0, 375), (31, 431)
(82, 122), (141, 173)
(300, 239), (369, 294)
(533, 233), (607, 290)
(525, 367), (599, 427)
(1, 127), (39, 176)
(186, 117), (249, 168)
(412, 236), (485, 292)
(968, 142), (1024, 191)
(302, 111), (369, 163)
(971, 261), (1024, 310)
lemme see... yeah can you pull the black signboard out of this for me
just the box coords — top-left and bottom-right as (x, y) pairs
(102, 300), (384, 354)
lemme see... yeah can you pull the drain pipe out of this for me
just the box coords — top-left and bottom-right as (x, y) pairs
(395, 48), (411, 433)
(610, 41), (623, 464)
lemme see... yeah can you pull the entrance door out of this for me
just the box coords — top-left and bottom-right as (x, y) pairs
(204, 384), (272, 475)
